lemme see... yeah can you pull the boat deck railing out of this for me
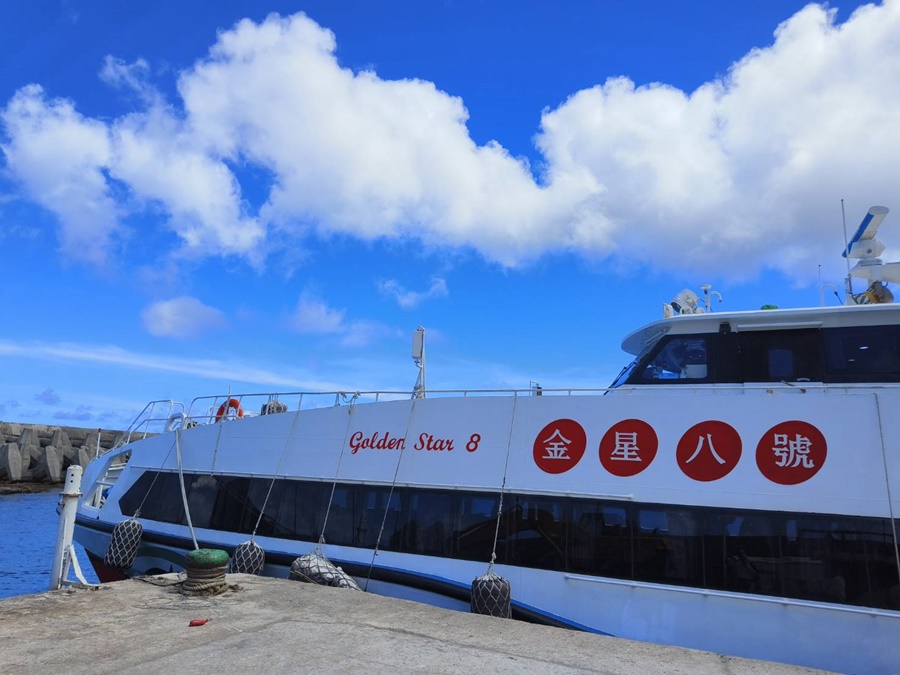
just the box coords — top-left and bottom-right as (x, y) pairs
(117, 383), (900, 441)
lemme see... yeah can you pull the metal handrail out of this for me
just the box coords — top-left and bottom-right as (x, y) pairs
(178, 382), (896, 421)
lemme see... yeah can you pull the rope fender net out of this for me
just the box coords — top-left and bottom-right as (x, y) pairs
(104, 517), (143, 570)
(289, 545), (360, 590)
(231, 540), (266, 575)
(471, 560), (512, 618)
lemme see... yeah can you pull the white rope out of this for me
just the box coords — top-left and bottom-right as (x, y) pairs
(364, 397), (419, 591)
(487, 394), (520, 573)
(873, 394), (900, 584)
(175, 427), (199, 550)
(251, 403), (304, 538)
(317, 396), (359, 551)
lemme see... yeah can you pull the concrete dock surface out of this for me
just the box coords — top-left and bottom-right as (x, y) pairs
(0, 574), (826, 674)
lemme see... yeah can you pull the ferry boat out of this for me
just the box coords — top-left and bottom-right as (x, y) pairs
(74, 207), (900, 674)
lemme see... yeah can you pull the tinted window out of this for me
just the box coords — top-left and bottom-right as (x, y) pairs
(630, 337), (710, 383)
(634, 506), (703, 587)
(454, 493), (500, 562)
(501, 496), (567, 571)
(569, 501), (632, 579)
(739, 329), (822, 382)
(115, 473), (900, 611)
(395, 491), (453, 556)
(823, 326), (900, 382)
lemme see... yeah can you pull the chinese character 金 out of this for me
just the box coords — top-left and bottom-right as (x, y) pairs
(542, 429), (572, 460)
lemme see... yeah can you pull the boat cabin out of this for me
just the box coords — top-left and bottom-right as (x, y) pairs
(612, 304), (900, 387)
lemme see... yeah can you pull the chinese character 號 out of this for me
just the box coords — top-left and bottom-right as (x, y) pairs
(772, 433), (814, 468)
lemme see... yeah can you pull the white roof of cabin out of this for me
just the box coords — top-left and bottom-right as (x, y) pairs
(621, 303), (900, 356)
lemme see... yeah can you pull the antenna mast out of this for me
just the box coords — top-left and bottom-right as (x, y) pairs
(841, 199), (853, 304)
(411, 326), (426, 399)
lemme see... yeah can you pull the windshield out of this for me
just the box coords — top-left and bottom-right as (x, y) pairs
(609, 358), (638, 388)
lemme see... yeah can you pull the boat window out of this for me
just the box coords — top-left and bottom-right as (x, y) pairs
(823, 326), (900, 381)
(634, 506), (703, 586)
(208, 477), (251, 533)
(500, 496), (567, 571)
(115, 474), (900, 611)
(629, 337), (710, 383)
(394, 491), (453, 556)
(454, 493), (500, 562)
(356, 487), (402, 549)
(118, 471), (189, 525)
(570, 501), (632, 579)
(739, 329), (822, 382)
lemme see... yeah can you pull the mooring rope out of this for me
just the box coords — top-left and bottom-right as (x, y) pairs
(134, 437), (178, 518)
(250, 402), (305, 539)
(487, 394), (520, 571)
(317, 395), (360, 551)
(364, 396), (420, 592)
(174, 426), (199, 550)
(873, 394), (900, 585)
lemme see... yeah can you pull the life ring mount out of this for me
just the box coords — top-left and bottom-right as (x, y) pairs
(215, 398), (244, 422)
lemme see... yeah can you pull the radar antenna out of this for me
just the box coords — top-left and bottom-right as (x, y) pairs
(842, 206), (896, 304)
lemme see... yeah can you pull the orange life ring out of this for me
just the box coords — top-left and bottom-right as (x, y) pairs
(215, 398), (244, 422)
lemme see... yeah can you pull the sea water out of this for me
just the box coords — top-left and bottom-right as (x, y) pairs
(0, 490), (99, 599)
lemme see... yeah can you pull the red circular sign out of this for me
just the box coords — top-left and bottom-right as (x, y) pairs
(676, 421), (742, 482)
(599, 419), (658, 477)
(533, 419), (587, 474)
(756, 421), (827, 485)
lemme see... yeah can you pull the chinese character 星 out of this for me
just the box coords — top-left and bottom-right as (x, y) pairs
(610, 431), (642, 462)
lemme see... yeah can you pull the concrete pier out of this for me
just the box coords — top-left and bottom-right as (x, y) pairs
(0, 574), (825, 674)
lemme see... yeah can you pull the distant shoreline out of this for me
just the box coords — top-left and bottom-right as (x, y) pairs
(0, 482), (59, 496)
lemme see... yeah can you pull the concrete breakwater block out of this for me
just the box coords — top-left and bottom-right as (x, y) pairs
(62, 445), (91, 468)
(0, 443), (22, 482)
(18, 427), (41, 450)
(21, 444), (63, 482)
(0, 423), (125, 482)
(41, 446), (63, 483)
(50, 428), (73, 451)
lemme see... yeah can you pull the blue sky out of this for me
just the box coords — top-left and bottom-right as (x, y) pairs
(2, 0), (899, 429)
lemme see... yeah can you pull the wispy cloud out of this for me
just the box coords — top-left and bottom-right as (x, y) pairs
(288, 292), (346, 334)
(34, 388), (60, 405)
(0, 339), (332, 389)
(378, 277), (448, 309)
(141, 296), (228, 338)
(287, 292), (396, 346)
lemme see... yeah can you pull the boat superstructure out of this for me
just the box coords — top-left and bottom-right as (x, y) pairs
(74, 208), (900, 674)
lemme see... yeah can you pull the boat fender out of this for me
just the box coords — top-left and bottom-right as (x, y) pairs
(215, 398), (244, 422)
(230, 540), (265, 575)
(471, 571), (512, 618)
(288, 551), (361, 590)
(103, 517), (143, 571)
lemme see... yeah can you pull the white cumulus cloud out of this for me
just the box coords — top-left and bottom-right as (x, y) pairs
(142, 296), (227, 338)
(2, 4), (900, 281)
